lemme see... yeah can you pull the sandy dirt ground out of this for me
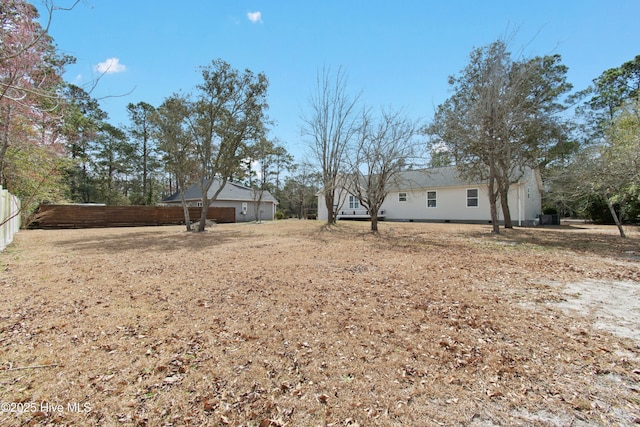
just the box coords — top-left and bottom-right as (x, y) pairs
(552, 279), (640, 344)
(0, 220), (639, 426)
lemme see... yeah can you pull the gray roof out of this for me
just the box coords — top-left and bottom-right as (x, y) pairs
(392, 166), (471, 190)
(163, 178), (278, 204)
(374, 165), (539, 191)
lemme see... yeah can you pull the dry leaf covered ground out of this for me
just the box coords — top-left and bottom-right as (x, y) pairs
(0, 220), (639, 426)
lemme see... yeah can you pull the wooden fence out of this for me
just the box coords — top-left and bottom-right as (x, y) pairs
(0, 185), (21, 251)
(33, 205), (235, 229)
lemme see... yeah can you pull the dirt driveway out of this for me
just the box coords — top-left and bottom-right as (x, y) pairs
(0, 220), (639, 426)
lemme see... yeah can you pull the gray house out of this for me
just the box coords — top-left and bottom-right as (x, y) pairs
(318, 166), (542, 225)
(162, 178), (278, 222)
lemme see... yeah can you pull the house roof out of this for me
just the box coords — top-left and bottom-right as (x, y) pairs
(392, 166), (469, 190)
(162, 178), (278, 204)
(376, 165), (541, 191)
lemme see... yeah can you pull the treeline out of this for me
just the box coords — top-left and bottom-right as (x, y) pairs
(425, 41), (640, 236)
(1, 1), (638, 233)
(0, 1), (319, 225)
(304, 45), (639, 236)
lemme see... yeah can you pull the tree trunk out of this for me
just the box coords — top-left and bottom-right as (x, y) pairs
(500, 183), (513, 228)
(325, 191), (336, 225)
(198, 197), (209, 232)
(488, 164), (500, 234)
(182, 202), (192, 232)
(299, 191), (305, 219)
(489, 191), (500, 233)
(143, 135), (148, 205)
(254, 189), (264, 223)
(368, 203), (380, 232)
(604, 194), (626, 238)
(196, 178), (217, 232)
(178, 178), (192, 232)
(197, 182), (209, 232)
(0, 105), (13, 187)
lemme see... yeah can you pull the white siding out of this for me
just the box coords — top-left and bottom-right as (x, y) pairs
(382, 183), (541, 223)
(317, 167), (542, 224)
(317, 194), (329, 221)
(381, 186), (491, 222)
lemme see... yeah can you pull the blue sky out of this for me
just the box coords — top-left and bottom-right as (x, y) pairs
(39, 1), (640, 162)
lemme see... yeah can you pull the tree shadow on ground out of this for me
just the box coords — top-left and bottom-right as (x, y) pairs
(313, 221), (479, 254)
(469, 225), (640, 260)
(54, 227), (249, 254)
(321, 221), (640, 261)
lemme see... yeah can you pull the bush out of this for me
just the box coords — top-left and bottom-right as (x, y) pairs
(585, 196), (615, 224)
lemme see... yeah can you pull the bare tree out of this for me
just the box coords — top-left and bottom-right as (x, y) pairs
(569, 55), (640, 236)
(154, 94), (197, 231)
(302, 67), (360, 226)
(565, 100), (640, 238)
(348, 108), (422, 232)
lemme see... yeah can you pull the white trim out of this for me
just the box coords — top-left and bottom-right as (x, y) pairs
(426, 190), (437, 208)
(348, 195), (360, 209)
(466, 188), (479, 208)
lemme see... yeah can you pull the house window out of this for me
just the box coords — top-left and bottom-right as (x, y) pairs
(241, 202), (247, 214)
(196, 201), (203, 207)
(467, 188), (479, 207)
(348, 195), (360, 209)
(398, 192), (407, 202)
(427, 191), (437, 208)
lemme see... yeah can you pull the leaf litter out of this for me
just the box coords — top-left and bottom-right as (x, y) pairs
(0, 220), (638, 426)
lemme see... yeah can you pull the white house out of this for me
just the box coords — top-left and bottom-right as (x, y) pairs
(163, 178), (278, 222)
(317, 166), (543, 225)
